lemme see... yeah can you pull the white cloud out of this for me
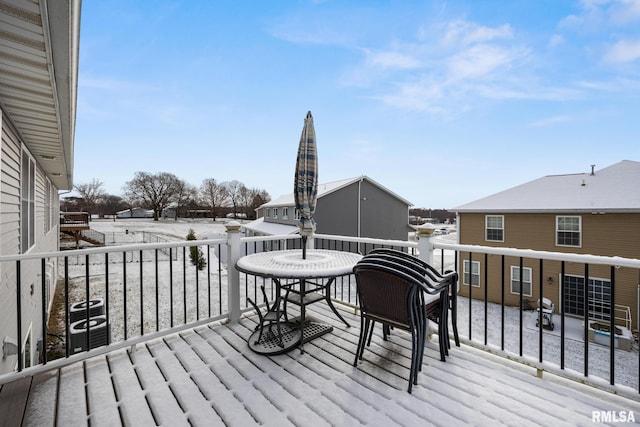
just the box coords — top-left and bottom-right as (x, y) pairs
(447, 44), (518, 80)
(377, 80), (447, 113)
(442, 20), (513, 46)
(549, 34), (565, 48)
(607, 0), (640, 25)
(529, 115), (573, 127)
(603, 38), (640, 62)
(366, 49), (422, 70)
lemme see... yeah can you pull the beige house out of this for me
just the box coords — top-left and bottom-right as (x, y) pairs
(453, 161), (640, 329)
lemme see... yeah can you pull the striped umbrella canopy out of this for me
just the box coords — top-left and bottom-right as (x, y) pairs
(294, 111), (318, 253)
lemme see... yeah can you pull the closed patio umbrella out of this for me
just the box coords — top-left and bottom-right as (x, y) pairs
(294, 111), (318, 259)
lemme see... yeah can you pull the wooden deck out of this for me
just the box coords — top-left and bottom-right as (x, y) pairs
(2, 303), (640, 426)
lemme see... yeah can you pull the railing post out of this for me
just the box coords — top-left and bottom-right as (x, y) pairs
(417, 223), (436, 265)
(226, 221), (242, 323)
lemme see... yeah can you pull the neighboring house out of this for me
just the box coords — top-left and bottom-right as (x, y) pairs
(453, 160), (640, 329)
(245, 176), (413, 241)
(0, 1), (80, 374)
(116, 208), (155, 219)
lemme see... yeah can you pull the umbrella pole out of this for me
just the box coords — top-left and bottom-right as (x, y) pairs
(302, 235), (307, 259)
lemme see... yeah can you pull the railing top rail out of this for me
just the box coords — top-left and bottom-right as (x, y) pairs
(314, 233), (417, 249)
(0, 237), (228, 263)
(434, 241), (640, 269)
(240, 234), (300, 244)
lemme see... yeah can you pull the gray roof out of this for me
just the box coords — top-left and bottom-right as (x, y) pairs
(262, 176), (413, 208)
(454, 160), (640, 213)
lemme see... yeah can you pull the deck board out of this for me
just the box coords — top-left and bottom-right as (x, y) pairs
(107, 350), (156, 426)
(6, 303), (640, 426)
(22, 370), (58, 426)
(0, 377), (30, 427)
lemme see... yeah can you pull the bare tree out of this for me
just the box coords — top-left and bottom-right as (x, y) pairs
(100, 194), (127, 220)
(73, 178), (106, 219)
(221, 180), (244, 218)
(173, 180), (197, 220)
(248, 188), (270, 218)
(123, 172), (182, 221)
(200, 178), (227, 220)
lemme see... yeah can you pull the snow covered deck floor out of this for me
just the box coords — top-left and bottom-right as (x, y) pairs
(6, 303), (640, 426)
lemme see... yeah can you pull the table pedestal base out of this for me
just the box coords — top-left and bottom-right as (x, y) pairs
(300, 321), (333, 344)
(247, 320), (334, 355)
(248, 322), (301, 355)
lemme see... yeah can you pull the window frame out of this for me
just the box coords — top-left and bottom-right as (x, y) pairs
(556, 216), (581, 247)
(463, 260), (480, 287)
(563, 274), (611, 321)
(485, 215), (504, 242)
(21, 148), (36, 252)
(510, 265), (532, 297)
(282, 207), (288, 220)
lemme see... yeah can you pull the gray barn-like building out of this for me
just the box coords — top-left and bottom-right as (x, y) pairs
(246, 176), (413, 241)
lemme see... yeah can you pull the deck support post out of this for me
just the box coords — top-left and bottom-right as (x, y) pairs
(417, 223), (436, 266)
(226, 221), (242, 323)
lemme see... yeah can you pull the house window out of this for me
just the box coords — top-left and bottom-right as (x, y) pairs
(556, 216), (581, 247)
(21, 149), (35, 252)
(563, 275), (611, 321)
(463, 260), (480, 287)
(294, 209), (300, 220)
(44, 178), (52, 232)
(273, 208), (278, 219)
(510, 266), (532, 297)
(265, 208), (270, 218)
(485, 215), (504, 242)
(283, 207), (288, 219)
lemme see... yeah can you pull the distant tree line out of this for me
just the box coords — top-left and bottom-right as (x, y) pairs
(408, 208), (454, 225)
(63, 173), (271, 221)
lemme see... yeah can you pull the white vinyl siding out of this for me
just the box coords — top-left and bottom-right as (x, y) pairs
(1, 116), (21, 256)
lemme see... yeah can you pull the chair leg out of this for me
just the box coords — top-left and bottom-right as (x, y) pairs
(449, 283), (460, 347)
(366, 321), (376, 346)
(355, 317), (370, 365)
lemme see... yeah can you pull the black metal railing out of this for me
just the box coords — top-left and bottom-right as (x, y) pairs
(2, 231), (639, 399)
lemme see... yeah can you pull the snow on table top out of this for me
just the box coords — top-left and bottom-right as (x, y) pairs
(235, 249), (362, 279)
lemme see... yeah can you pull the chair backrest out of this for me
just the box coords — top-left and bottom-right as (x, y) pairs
(368, 248), (458, 290)
(353, 261), (420, 331)
(362, 253), (448, 295)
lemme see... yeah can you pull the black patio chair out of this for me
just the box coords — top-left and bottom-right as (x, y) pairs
(360, 253), (450, 363)
(353, 260), (444, 393)
(369, 248), (460, 348)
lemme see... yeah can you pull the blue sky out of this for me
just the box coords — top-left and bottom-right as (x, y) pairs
(74, 0), (640, 209)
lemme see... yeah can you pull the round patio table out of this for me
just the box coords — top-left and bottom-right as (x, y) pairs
(236, 249), (363, 354)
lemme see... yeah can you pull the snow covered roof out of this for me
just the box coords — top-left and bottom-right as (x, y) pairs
(454, 160), (640, 213)
(262, 176), (412, 208)
(242, 217), (298, 235)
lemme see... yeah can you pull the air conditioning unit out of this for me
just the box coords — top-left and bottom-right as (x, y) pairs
(69, 298), (105, 323)
(69, 315), (110, 354)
